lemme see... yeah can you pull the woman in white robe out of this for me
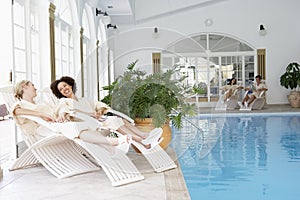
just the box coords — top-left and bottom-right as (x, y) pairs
(12, 80), (131, 154)
(50, 76), (163, 149)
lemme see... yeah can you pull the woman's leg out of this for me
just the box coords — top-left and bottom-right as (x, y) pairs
(117, 120), (163, 149)
(79, 130), (118, 146)
(79, 130), (131, 155)
(123, 120), (148, 138)
(117, 125), (144, 143)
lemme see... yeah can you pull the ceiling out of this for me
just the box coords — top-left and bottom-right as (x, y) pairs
(92, 0), (228, 25)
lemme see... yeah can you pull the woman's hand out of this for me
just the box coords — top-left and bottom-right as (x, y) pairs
(40, 113), (55, 122)
(54, 113), (67, 122)
(93, 107), (109, 119)
(91, 112), (101, 119)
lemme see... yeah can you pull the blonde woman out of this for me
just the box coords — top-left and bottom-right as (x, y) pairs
(50, 76), (163, 150)
(12, 80), (131, 154)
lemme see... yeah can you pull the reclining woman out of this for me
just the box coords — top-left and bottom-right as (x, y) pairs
(12, 80), (132, 155)
(50, 76), (163, 150)
(222, 77), (243, 102)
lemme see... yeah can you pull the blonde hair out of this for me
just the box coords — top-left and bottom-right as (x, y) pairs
(14, 80), (30, 100)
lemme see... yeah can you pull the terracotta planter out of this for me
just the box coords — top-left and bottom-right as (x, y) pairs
(287, 91), (300, 108)
(134, 118), (172, 150)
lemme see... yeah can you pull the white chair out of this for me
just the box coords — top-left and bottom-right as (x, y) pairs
(77, 111), (177, 173)
(37, 87), (59, 106)
(0, 86), (144, 186)
(21, 115), (144, 186)
(0, 86), (100, 178)
(39, 88), (177, 173)
(215, 87), (241, 110)
(239, 90), (266, 111)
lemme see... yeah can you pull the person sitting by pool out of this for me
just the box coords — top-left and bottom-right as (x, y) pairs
(222, 77), (243, 103)
(238, 75), (268, 108)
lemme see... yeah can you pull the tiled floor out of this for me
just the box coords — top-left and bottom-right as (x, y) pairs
(0, 104), (299, 200)
(0, 117), (189, 200)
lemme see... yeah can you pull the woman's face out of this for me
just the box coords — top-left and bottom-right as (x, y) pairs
(57, 81), (73, 98)
(24, 82), (37, 98)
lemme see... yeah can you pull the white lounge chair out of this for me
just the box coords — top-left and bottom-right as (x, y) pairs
(39, 88), (177, 173)
(239, 90), (266, 111)
(0, 86), (101, 178)
(21, 115), (144, 186)
(215, 88), (240, 110)
(0, 86), (144, 186)
(37, 87), (59, 106)
(76, 111), (177, 173)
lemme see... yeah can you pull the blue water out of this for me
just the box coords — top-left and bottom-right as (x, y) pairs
(173, 114), (300, 200)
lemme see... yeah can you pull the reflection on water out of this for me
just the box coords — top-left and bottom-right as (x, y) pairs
(280, 116), (300, 160)
(173, 115), (300, 200)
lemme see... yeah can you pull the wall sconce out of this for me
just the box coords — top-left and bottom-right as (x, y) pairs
(107, 24), (119, 34)
(259, 24), (267, 36)
(96, 8), (111, 25)
(107, 24), (117, 29)
(152, 27), (159, 39)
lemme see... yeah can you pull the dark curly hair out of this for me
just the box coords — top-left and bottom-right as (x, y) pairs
(255, 75), (262, 79)
(50, 76), (77, 99)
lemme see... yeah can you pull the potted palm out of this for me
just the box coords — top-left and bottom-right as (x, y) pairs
(280, 62), (300, 108)
(102, 60), (196, 149)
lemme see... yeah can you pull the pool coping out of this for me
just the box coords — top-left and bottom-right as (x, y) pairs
(196, 111), (300, 117)
(165, 148), (191, 200)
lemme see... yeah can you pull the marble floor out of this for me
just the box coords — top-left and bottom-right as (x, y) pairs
(0, 116), (189, 200)
(0, 150), (189, 200)
(0, 104), (299, 200)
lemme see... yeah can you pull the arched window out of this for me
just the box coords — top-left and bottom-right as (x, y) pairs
(162, 33), (256, 104)
(53, 0), (75, 79)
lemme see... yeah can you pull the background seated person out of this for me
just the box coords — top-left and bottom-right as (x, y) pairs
(239, 75), (268, 107)
(222, 77), (243, 102)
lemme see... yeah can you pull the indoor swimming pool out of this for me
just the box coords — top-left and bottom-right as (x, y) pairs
(172, 113), (300, 200)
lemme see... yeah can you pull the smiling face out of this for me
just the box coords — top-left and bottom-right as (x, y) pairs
(57, 81), (73, 98)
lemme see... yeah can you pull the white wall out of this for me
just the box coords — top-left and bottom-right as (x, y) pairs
(111, 0), (300, 105)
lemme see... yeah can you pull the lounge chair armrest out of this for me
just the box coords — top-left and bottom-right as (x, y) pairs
(108, 110), (135, 124)
(258, 90), (265, 98)
(19, 115), (60, 133)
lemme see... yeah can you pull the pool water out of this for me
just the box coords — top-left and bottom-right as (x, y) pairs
(173, 114), (300, 200)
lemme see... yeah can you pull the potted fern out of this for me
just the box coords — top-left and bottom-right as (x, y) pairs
(102, 60), (196, 149)
(280, 62), (300, 108)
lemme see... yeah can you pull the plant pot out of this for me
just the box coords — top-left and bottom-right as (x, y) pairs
(287, 91), (300, 108)
(134, 118), (172, 151)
